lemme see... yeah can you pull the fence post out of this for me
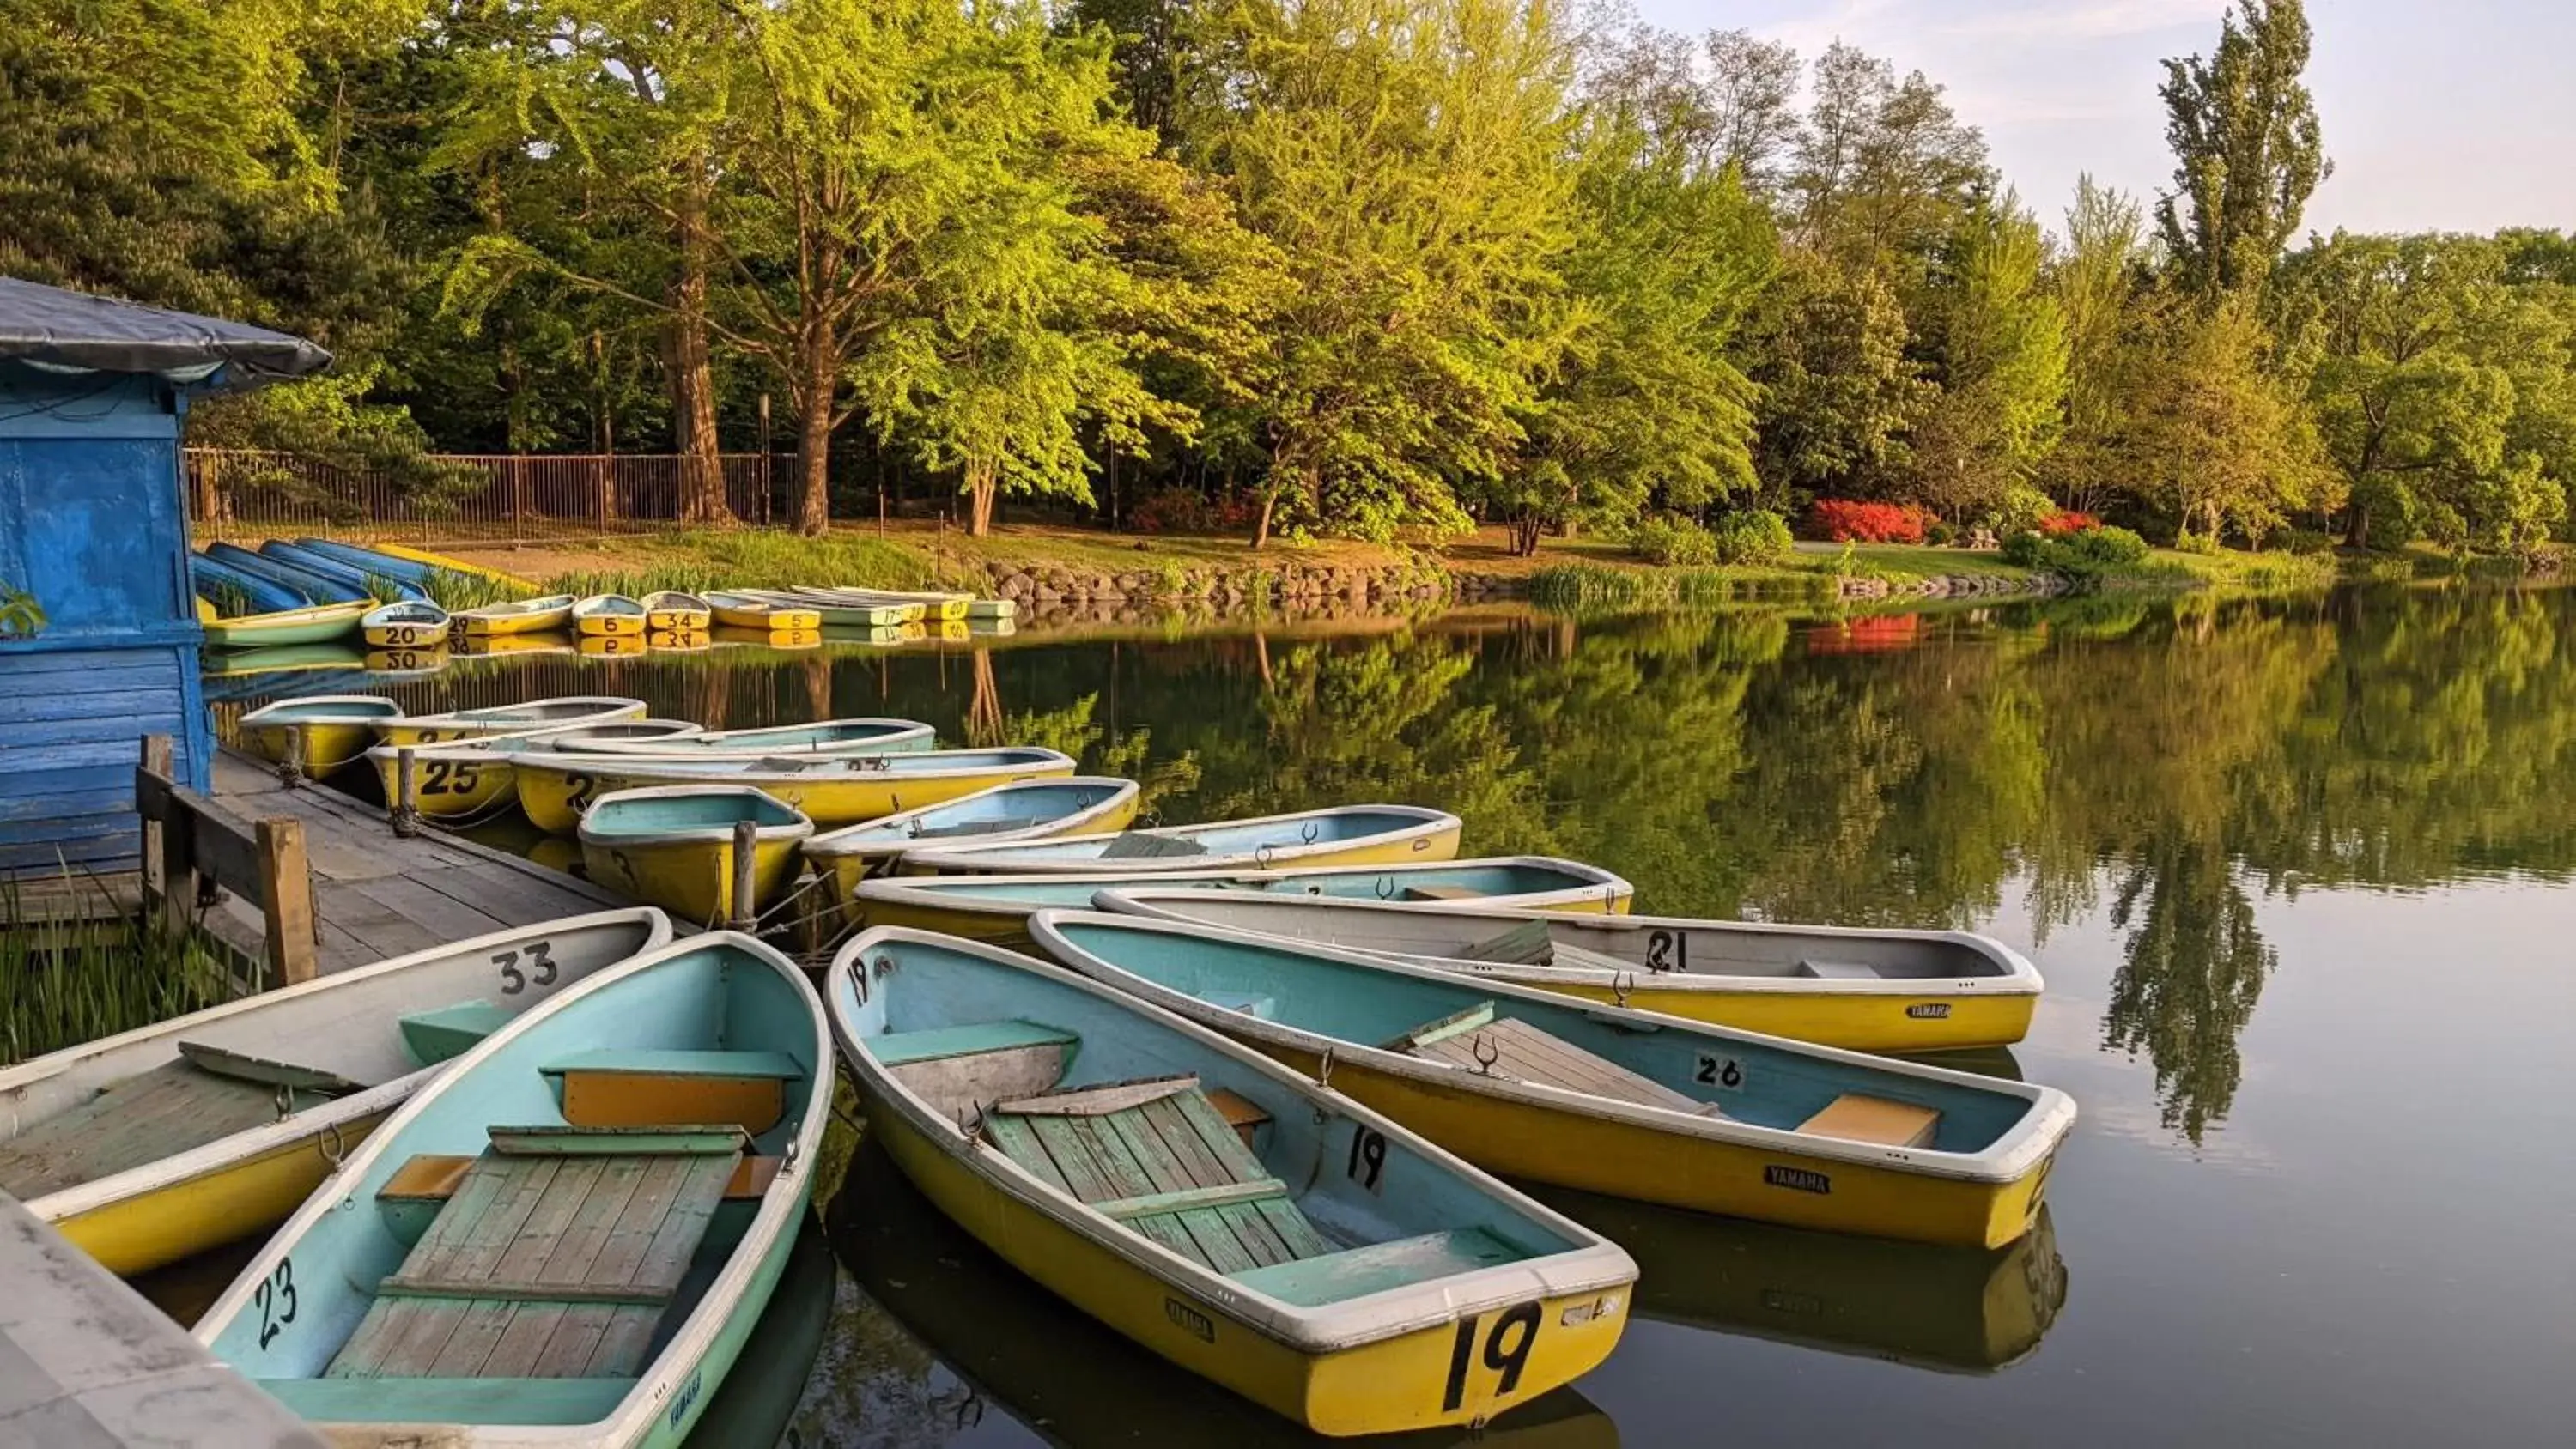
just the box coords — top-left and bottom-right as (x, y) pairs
(511, 456), (527, 541)
(256, 818), (317, 988)
(729, 818), (759, 931)
(392, 747), (420, 838)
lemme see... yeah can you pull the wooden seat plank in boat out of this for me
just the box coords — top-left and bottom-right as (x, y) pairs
(1400, 1011), (1709, 1116)
(1453, 920), (1627, 974)
(540, 1049), (805, 1137)
(1097, 831), (1211, 861)
(0, 1058), (336, 1201)
(1230, 1228), (1525, 1308)
(399, 1002), (514, 1066)
(874, 1021), (1081, 1124)
(330, 1125), (745, 1381)
(1796, 1093), (1941, 1148)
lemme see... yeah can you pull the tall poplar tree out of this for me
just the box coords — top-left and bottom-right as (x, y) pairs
(2155, 0), (2330, 300)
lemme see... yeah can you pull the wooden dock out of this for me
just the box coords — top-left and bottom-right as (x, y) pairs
(199, 748), (635, 976)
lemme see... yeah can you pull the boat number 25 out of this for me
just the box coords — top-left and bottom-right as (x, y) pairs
(495, 941), (558, 994)
(1693, 1053), (1746, 1090)
(419, 758), (481, 794)
(254, 1258), (297, 1349)
(1441, 1302), (1540, 1412)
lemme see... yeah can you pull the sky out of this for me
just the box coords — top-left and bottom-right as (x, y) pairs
(1626, 0), (2576, 239)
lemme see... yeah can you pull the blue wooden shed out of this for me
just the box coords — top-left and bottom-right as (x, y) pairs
(0, 278), (330, 876)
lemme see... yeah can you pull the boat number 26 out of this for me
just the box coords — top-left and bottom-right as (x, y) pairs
(1441, 1302), (1541, 1412)
(254, 1258), (297, 1349)
(495, 941), (558, 994)
(1692, 1053), (1746, 1090)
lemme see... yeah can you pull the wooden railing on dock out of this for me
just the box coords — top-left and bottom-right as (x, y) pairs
(134, 735), (318, 987)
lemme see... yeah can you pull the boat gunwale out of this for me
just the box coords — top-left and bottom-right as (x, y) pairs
(376, 695), (649, 734)
(358, 601), (452, 627)
(567, 717), (936, 758)
(803, 777), (1142, 862)
(452, 593), (577, 621)
(1025, 910), (2075, 1186)
(575, 784), (818, 847)
(191, 929), (830, 1444)
(0, 909), (673, 1223)
(827, 925), (1637, 1355)
(507, 746), (1079, 787)
(1091, 892), (2045, 999)
(895, 803), (1465, 875)
(845, 856), (1638, 922)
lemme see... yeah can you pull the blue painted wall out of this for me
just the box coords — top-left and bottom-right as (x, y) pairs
(0, 366), (211, 876)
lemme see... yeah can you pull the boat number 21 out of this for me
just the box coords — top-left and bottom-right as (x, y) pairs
(1441, 1302), (1540, 1412)
(254, 1258), (297, 1349)
(495, 941), (558, 994)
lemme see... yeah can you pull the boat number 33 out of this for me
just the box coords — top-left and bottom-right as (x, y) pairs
(1441, 1302), (1540, 1413)
(495, 942), (558, 994)
(254, 1258), (297, 1349)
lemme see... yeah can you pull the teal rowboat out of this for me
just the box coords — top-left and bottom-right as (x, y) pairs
(196, 932), (829, 1448)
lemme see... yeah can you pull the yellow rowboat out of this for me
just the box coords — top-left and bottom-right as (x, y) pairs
(580, 785), (814, 927)
(827, 928), (1638, 1436)
(641, 589), (714, 633)
(372, 694), (647, 748)
(573, 591), (647, 636)
(793, 584), (962, 621)
(357, 599), (452, 649)
(452, 591), (575, 636)
(570, 716), (936, 759)
(806, 777), (1140, 901)
(0, 911), (670, 1276)
(705, 591), (823, 632)
(824, 585), (1018, 621)
(898, 803), (1464, 876)
(848, 857), (1637, 943)
(368, 541), (538, 589)
(363, 718), (707, 822)
(740, 587), (912, 627)
(511, 746), (1079, 834)
(1030, 912), (2075, 1250)
(236, 694), (404, 776)
(1093, 894), (2044, 1052)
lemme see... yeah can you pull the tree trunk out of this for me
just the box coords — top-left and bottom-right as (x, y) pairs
(967, 459), (997, 537)
(1510, 514), (1544, 556)
(668, 173), (732, 525)
(1251, 490), (1277, 550)
(2344, 501), (2371, 550)
(793, 329), (834, 537)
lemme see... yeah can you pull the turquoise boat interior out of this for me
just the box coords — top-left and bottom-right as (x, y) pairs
(975, 807), (1438, 862)
(204, 941), (823, 1429)
(837, 934), (1588, 1308)
(582, 789), (805, 835)
(885, 860), (1613, 912)
(1034, 917), (2035, 1157)
(825, 780), (1130, 846)
(248, 696), (403, 724)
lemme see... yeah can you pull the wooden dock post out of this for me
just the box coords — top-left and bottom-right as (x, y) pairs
(730, 818), (759, 931)
(282, 723), (306, 788)
(392, 746), (420, 838)
(256, 818), (317, 986)
(138, 735), (172, 919)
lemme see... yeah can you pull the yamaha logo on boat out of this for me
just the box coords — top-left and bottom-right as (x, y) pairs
(1907, 1003), (1953, 1019)
(667, 1369), (702, 1428)
(1165, 1298), (1217, 1343)
(1763, 1165), (1832, 1195)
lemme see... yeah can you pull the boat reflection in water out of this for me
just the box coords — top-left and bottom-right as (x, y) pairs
(681, 1212), (838, 1448)
(1526, 1185), (2066, 1373)
(823, 1140), (1619, 1448)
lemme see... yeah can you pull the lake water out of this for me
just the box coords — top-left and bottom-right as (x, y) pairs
(200, 584), (2576, 1446)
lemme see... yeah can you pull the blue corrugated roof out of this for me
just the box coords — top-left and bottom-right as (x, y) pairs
(0, 276), (330, 390)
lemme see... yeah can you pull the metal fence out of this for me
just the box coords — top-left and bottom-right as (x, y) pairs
(183, 450), (783, 545)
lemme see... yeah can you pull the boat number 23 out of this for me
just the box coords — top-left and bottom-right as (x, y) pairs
(1441, 1302), (1540, 1412)
(254, 1258), (297, 1349)
(495, 941), (558, 994)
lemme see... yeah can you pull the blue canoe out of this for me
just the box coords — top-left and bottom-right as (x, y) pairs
(262, 540), (431, 602)
(191, 555), (311, 614)
(294, 537), (447, 586)
(206, 542), (372, 604)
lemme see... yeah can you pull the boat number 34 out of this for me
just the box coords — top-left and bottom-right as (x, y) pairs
(1441, 1302), (1540, 1413)
(254, 1258), (297, 1349)
(495, 942), (558, 994)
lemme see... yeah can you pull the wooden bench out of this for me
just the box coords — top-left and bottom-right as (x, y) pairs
(872, 1021), (1080, 1124)
(1098, 831), (1210, 860)
(539, 1049), (804, 1136)
(1796, 1093), (1941, 1148)
(1454, 920), (1635, 974)
(1394, 1007), (1713, 1116)
(1229, 1228), (1524, 1307)
(1795, 959), (1883, 980)
(399, 1002), (514, 1066)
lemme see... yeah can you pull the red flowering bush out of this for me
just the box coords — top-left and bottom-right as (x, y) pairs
(1805, 499), (1933, 543)
(1128, 488), (1261, 535)
(2037, 511), (2101, 536)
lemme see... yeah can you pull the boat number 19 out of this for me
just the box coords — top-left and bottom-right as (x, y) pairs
(254, 1258), (297, 1349)
(1693, 1053), (1746, 1090)
(495, 941), (558, 995)
(1441, 1302), (1540, 1412)
(1346, 1126), (1387, 1192)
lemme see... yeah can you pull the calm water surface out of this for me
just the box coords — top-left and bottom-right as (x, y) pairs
(207, 585), (2576, 1446)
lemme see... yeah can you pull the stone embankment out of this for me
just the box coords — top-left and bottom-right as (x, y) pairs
(1832, 572), (2067, 599)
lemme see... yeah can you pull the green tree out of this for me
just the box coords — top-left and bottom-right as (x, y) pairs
(1742, 249), (1931, 500)
(2126, 293), (2332, 542)
(1907, 192), (2069, 519)
(2155, 0), (2330, 300)
(1789, 43), (1990, 288)
(2045, 176), (2151, 515)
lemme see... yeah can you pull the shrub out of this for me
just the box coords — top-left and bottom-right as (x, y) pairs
(1708, 510), (1795, 565)
(1628, 515), (1719, 567)
(2279, 527), (2336, 555)
(1127, 488), (1260, 535)
(1805, 499), (1931, 543)
(1994, 485), (2058, 538)
(2037, 511), (2100, 537)
(2002, 524), (2152, 577)
(1924, 517), (1957, 546)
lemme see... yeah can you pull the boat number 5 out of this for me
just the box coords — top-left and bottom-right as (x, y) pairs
(1693, 1053), (1746, 1091)
(1441, 1302), (1540, 1412)
(495, 941), (558, 995)
(1346, 1126), (1387, 1191)
(254, 1258), (297, 1349)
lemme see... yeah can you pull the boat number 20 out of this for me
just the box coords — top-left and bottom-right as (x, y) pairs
(495, 941), (558, 994)
(254, 1258), (297, 1349)
(1693, 1053), (1746, 1090)
(1441, 1302), (1540, 1412)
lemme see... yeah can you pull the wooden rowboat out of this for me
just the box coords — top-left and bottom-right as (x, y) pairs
(640, 591), (713, 633)
(827, 927), (1637, 1436)
(703, 591), (822, 632)
(453, 593), (576, 637)
(1029, 912), (2075, 1250)
(573, 593), (648, 637)
(237, 694), (404, 776)
(846, 857), (1637, 943)
(360, 600), (453, 649)
(197, 932), (828, 1447)
(568, 718), (935, 759)
(0, 911), (671, 1277)
(373, 694), (647, 749)
(362, 720), (707, 822)
(1091, 893), (2044, 1052)
(580, 785), (815, 927)
(897, 803), (1464, 876)
(805, 778), (1140, 902)
(509, 747), (1079, 834)
(201, 600), (371, 649)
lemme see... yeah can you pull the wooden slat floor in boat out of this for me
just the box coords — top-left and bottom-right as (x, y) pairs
(210, 747), (641, 976)
(1410, 1016), (1704, 1113)
(0, 1060), (301, 1201)
(984, 1082), (1333, 1272)
(327, 1145), (738, 1379)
